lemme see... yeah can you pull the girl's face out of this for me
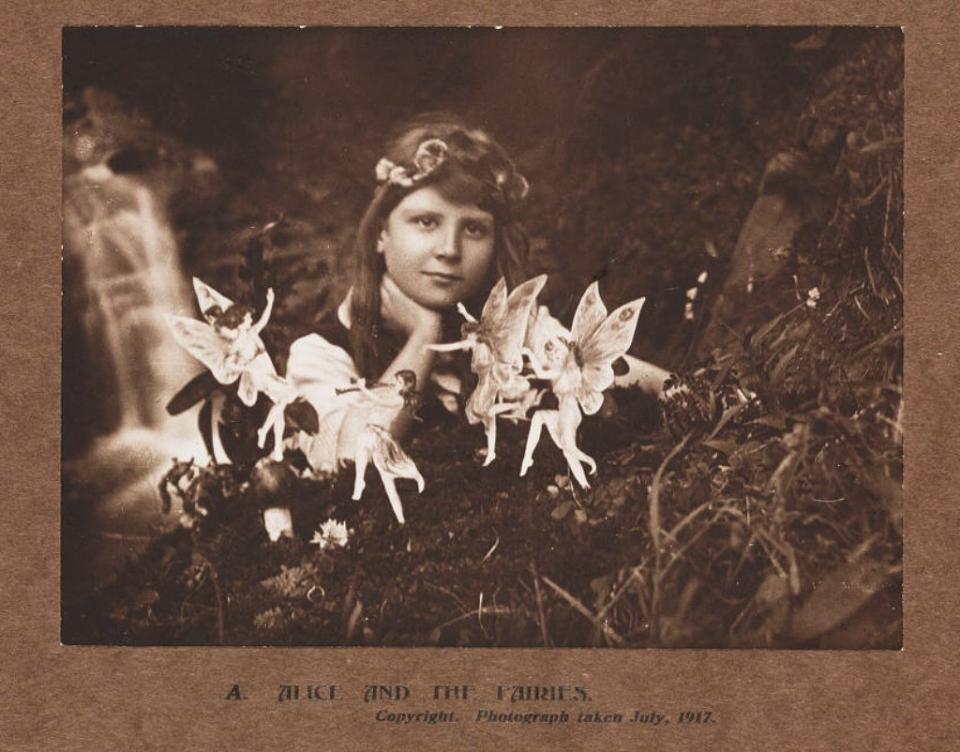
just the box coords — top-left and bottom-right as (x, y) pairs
(379, 185), (496, 310)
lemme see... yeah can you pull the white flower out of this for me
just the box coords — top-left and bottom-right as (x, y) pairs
(389, 165), (414, 187)
(806, 287), (821, 309)
(310, 518), (349, 549)
(375, 139), (449, 189)
(412, 138), (448, 176)
(263, 506), (294, 542)
(375, 158), (396, 182)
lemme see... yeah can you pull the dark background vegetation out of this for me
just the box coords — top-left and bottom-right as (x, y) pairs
(62, 27), (903, 647)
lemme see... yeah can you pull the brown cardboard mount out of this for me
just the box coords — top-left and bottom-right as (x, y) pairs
(1, 3), (957, 750)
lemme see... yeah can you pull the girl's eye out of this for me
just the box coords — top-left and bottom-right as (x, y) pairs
(414, 215), (438, 229)
(544, 341), (554, 352)
(463, 221), (491, 239)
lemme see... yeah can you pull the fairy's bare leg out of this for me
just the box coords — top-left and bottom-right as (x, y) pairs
(553, 401), (591, 488)
(520, 410), (549, 476)
(352, 444), (370, 500)
(271, 412), (285, 461)
(560, 399), (596, 475)
(482, 413), (498, 466)
(579, 449), (597, 476)
(256, 408), (274, 448)
(380, 476), (405, 525)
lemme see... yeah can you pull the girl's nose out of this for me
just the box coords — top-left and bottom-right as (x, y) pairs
(434, 226), (461, 261)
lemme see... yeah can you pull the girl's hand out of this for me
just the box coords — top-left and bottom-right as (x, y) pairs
(380, 273), (442, 342)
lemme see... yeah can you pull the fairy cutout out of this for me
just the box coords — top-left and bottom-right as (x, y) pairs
(521, 282), (645, 488)
(167, 277), (305, 460)
(286, 333), (425, 523)
(166, 277), (277, 408)
(340, 372), (424, 525)
(428, 274), (547, 465)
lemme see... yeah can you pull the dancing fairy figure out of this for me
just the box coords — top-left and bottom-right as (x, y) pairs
(343, 371), (425, 525)
(521, 282), (645, 488)
(166, 277), (278, 407)
(167, 277), (303, 460)
(427, 274), (547, 465)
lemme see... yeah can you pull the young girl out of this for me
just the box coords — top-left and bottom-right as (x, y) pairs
(286, 116), (537, 472)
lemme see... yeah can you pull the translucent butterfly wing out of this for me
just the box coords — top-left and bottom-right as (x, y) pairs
(368, 424), (424, 488)
(570, 281), (608, 344)
(367, 423), (425, 525)
(478, 277), (509, 325)
(575, 297), (645, 414)
(192, 277), (235, 324)
(236, 352), (280, 407)
(166, 315), (240, 385)
(483, 274), (547, 365)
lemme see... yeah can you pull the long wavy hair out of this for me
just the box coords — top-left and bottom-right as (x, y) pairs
(350, 115), (532, 379)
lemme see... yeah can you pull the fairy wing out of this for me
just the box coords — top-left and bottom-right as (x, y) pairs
(478, 277), (509, 324)
(570, 281), (608, 344)
(482, 274), (547, 365)
(166, 315), (240, 385)
(367, 424), (424, 488)
(192, 277), (235, 324)
(574, 296), (646, 414)
(236, 352), (281, 407)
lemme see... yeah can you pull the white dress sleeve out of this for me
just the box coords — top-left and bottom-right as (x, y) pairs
(285, 333), (363, 473)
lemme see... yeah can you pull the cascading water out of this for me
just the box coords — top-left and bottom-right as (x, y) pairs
(62, 118), (212, 596)
(67, 163), (202, 433)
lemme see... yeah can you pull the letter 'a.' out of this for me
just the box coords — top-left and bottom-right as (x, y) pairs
(225, 684), (245, 701)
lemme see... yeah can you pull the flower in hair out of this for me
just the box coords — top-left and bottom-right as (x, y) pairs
(374, 138), (449, 188)
(491, 167), (530, 203)
(375, 158), (414, 187)
(413, 138), (448, 174)
(374, 136), (530, 205)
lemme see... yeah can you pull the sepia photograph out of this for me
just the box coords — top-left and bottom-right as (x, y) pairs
(60, 26), (903, 648)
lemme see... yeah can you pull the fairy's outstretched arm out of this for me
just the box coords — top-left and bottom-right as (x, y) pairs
(426, 339), (473, 353)
(253, 288), (276, 334)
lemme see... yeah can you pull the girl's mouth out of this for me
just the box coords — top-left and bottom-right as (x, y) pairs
(422, 271), (462, 286)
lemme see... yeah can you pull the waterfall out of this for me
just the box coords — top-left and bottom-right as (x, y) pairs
(65, 160), (206, 442)
(63, 157), (209, 595)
